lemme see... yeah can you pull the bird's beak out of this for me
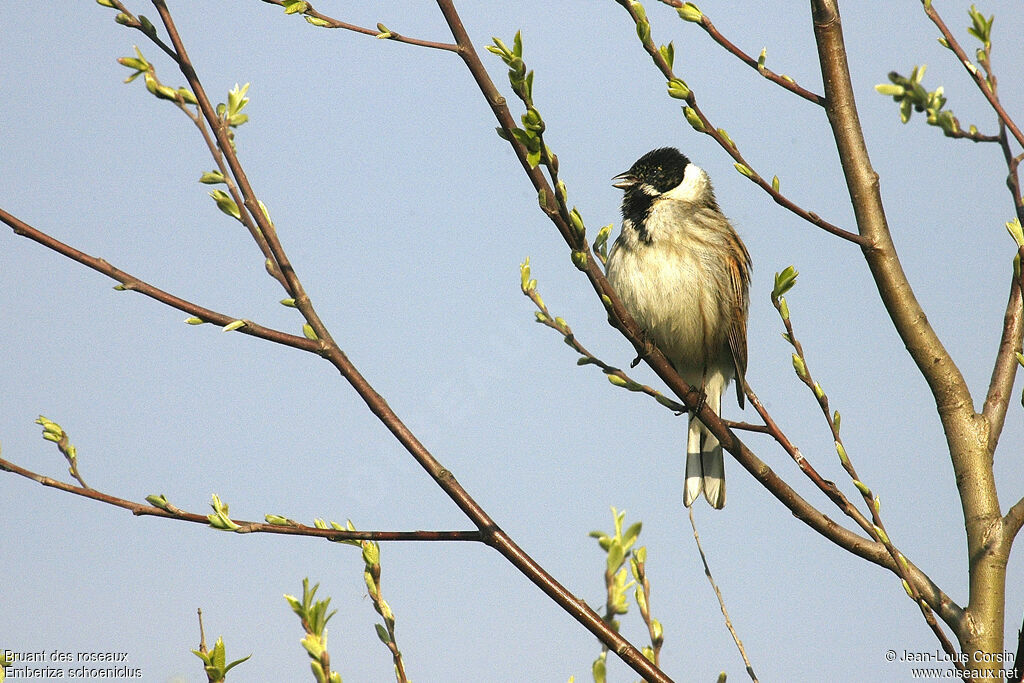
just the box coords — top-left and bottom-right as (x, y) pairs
(612, 172), (637, 189)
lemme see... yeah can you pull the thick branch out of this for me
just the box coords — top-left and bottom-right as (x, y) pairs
(810, 0), (1002, 658)
(984, 271), (1022, 451)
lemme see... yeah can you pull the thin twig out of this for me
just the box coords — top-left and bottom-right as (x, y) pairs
(0, 207), (314, 353)
(256, 0), (459, 52)
(689, 507), (758, 682)
(922, 3), (1024, 149)
(0, 454), (482, 542)
(613, 0), (863, 245)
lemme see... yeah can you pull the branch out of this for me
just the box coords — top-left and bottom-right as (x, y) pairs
(0, 454), (481, 542)
(983, 126), (1024, 453)
(922, 2), (1024, 150)
(612, 0), (864, 245)
(0, 208), (316, 353)
(689, 508), (758, 682)
(674, 3), (826, 106)
(256, 0), (460, 52)
(433, 0), (970, 638)
(811, 0), (996, 656)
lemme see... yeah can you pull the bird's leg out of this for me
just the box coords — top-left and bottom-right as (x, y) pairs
(691, 368), (709, 416)
(630, 329), (658, 368)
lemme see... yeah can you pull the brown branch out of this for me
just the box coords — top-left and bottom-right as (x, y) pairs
(811, 0), (996, 663)
(693, 12), (825, 106)
(0, 207), (315, 353)
(256, 0), (459, 52)
(429, 0), (971, 640)
(155, 4), (675, 680)
(1005, 496), (1024, 541)
(922, 3), (1024, 150)
(984, 268), (1023, 453)
(770, 288), (961, 658)
(612, 0), (864, 246)
(0, 455), (482, 542)
(984, 124), (1024, 455)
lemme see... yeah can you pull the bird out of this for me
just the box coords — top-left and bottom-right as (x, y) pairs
(605, 147), (751, 509)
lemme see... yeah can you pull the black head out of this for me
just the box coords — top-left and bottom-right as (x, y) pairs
(613, 147), (692, 228)
(613, 147), (691, 195)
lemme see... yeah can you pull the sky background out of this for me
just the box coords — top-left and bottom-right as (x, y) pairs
(3, 2), (1024, 681)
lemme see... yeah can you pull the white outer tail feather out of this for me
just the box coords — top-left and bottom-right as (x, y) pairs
(683, 382), (726, 509)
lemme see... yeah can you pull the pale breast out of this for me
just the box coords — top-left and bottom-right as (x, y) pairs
(606, 206), (734, 377)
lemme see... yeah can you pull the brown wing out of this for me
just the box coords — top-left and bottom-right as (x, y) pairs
(726, 233), (751, 408)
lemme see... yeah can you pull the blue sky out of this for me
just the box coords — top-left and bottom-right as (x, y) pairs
(3, 2), (1024, 681)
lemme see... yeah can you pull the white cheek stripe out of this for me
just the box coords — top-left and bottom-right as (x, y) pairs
(660, 163), (707, 203)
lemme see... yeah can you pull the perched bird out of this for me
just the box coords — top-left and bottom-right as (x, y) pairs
(606, 147), (751, 509)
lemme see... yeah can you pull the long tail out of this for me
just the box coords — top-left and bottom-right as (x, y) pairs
(684, 387), (725, 509)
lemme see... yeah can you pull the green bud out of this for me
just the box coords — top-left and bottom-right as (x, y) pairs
(199, 170), (225, 185)
(1006, 218), (1024, 247)
(305, 15), (331, 27)
(302, 323), (318, 340)
(901, 579), (914, 598)
(96, 0), (117, 6)
(138, 15), (157, 38)
(778, 297), (790, 321)
(852, 479), (871, 496)
(677, 2), (703, 22)
(375, 623), (391, 644)
(280, 298), (297, 307)
(873, 524), (891, 545)
(184, 316), (206, 325)
(812, 381), (824, 400)
(831, 440), (847, 466)
(222, 319), (246, 333)
(362, 540), (381, 566)
(833, 410), (841, 433)
(265, 514), (292, 525)
(757, 47), (767, 70)
(571, 250), (588, 270)
(569, 207), (585, 237)
(146, 494), (170, 509)
(734, 162), (754, 178)
(209, 190), (241, 220)
(522, 107), (544, 132)
(659, 42), (674, 69)
(718, 128), (736, 149)
(772, 266), (799, 297)
(636, 19), (651, 44)
(537, 188), (548, 210)
(791, 353), (807, 379)
(874, 83), (906, 97)
(282, 1), (309, 14)
(608, 374), (628, 388)
(666, 78), (691, 100)
(556, 179), (568, 203)
(683, 106), (704, 131)
(772, 175), (780, 192)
